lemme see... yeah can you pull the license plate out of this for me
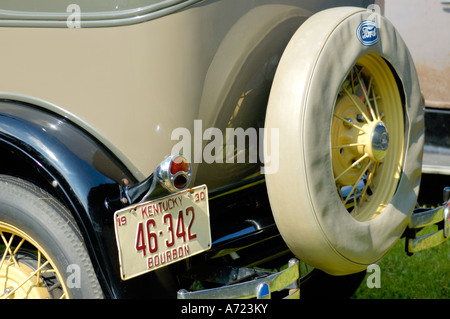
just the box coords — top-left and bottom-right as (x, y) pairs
(114, 185), (211, 280)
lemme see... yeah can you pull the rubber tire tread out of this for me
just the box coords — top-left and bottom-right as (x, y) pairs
(0, 175), (103, 299)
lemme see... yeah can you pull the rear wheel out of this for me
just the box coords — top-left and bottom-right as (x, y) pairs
(0, 175), (103, 299)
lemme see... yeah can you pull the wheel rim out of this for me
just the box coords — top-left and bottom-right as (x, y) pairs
(0, 222), (69, 299)
(331, 54), (404, 222)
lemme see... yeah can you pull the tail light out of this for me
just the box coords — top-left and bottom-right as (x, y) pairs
(156, 154), (191, 193)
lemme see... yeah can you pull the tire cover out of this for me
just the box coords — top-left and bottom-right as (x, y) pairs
(264, 7), (424, 275)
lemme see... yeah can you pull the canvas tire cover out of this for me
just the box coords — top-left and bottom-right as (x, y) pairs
(264, 7), (424, 275)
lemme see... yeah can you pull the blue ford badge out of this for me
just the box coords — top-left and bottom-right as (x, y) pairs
(357, 20), (378, 46)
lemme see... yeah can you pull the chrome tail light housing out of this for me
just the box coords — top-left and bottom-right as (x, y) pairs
(155, 154), (191, 193)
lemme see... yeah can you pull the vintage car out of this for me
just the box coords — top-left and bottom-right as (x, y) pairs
(0, 0), (448, 299)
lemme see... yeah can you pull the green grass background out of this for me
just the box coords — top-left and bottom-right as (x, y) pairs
(352, 174), (449, 299)
(352, 235), (449, 299)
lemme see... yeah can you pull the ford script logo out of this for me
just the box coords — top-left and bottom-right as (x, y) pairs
(357, 20), (378, 46)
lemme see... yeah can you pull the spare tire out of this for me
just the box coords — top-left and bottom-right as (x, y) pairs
(264, 7), (424, 275)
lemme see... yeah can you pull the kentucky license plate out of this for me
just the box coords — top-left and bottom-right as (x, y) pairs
(114, 185), (211, 280)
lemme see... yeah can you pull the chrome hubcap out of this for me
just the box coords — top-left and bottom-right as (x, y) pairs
(370, 122), (389, 161)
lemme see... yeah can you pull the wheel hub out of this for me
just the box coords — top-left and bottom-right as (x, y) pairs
(368, 122), (389, 162)
(357, 119), (389, 163)
(0, 260), (51, 299)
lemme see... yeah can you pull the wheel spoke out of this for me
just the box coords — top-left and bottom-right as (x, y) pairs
(0, 232), (18, 266)
(357, 71), (377, 122)
(343, 160), (373, 205)
(351, 67), (355, 93)
(342, 86), (371, 123)
(0, 232), (14, 269)
(334, 153), (369, 182)
(360, 161), (378, 202)
(353, 66), (365, 93)
(36, 251), (43, 280)
(333, 113), (366, 132)
(12, 238), (25, 256)
(367, 76), (373, 97)
(371, 86), (381, 121)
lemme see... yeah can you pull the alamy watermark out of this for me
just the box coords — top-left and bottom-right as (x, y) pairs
(366, 4), (382, 29)
(171, 120), (279, 174)
(366, 264), (381, 289)
(66, 4), (81, 29)
(66, 264), (81, 289)
(65, 262), (382, 291)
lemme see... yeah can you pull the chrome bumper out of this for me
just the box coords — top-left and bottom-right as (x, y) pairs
(406, 199), (449, 254)
(177, 258), (300, 299)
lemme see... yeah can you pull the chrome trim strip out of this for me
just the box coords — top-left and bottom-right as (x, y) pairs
(0, 0), (202, 28)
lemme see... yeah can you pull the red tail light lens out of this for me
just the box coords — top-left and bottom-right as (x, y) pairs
(170, 156), (190, 175)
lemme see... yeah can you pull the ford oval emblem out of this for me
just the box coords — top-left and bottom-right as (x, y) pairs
(357, 20), (378, 46)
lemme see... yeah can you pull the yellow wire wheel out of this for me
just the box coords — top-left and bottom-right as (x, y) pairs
(331, 54), (405, 222)
(265, 7), (424, 275)
(0, 222), (69, 299)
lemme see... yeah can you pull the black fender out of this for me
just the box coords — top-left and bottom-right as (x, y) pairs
(0, 99), (178, 298)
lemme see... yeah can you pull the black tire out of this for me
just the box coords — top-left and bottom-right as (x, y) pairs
(0, 175), (103, 299)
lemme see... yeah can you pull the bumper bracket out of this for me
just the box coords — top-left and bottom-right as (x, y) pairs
(406, 187), (450, 254)
(177, 258), (300, 299)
